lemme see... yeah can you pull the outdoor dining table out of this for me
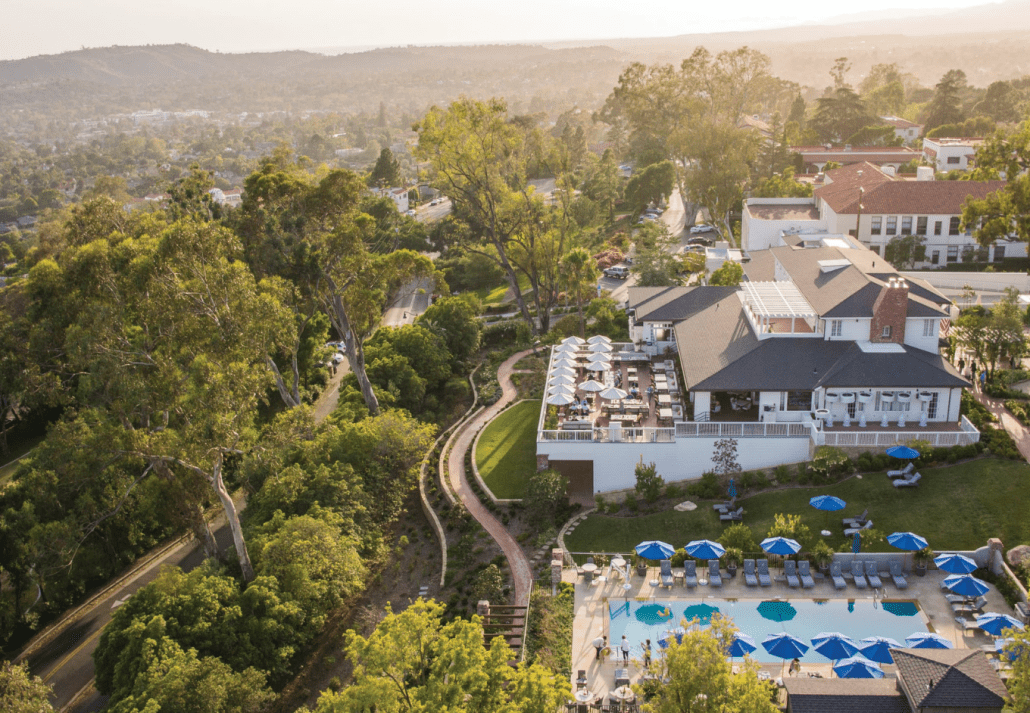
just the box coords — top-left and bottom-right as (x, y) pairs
(657, 394), (671, 405)
(659, 408), (673, 419)
(610, 686), (635, 703)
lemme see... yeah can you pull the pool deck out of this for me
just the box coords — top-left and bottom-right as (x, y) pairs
(567, 564), (1015, 700)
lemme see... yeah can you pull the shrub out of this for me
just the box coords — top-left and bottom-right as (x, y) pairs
(524, 469), (569, 528)
(773, 465), (793, 484)
(634, 461), (665, 503)
(595, 495), (606, 512)
(664, 483), (682, 500)
(687, 472), (721, 500)
(719, 523), (758, 553)
(624, 492), (639, 513)
(810, 446), (851, 479)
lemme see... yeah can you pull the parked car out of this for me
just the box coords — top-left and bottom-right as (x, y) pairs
(429, 199), (440, 206)
(603, 265), (631, 280)
(690, 223), (715, 234)
(686, 236), (714, 246)
(332, 352), (346, 364)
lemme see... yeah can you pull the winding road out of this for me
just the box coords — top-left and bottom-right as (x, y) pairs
(446, 348), (536, 606)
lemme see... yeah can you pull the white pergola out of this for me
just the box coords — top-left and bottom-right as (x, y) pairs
(741, 281), (817, 335)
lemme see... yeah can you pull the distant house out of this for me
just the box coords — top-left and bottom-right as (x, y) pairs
(881, 116), (924, 144)
(372, 187), (409, 214)
(222, 189), (243, 208)
(792, 145), (919, 174)
(922, 137), (983, 173)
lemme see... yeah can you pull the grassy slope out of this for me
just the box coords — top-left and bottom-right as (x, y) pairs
(565, 458), (1030, 554)
(475, 400), (541, 499)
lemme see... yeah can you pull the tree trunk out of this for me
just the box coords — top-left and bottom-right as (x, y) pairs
(577, 296), (585, 337)
(493, 243), (536, 334)
(266, 355), (301, 409)
(210, 455), (254, 583)
(323, 276), (381, 416)
(190, 502), (220, 559)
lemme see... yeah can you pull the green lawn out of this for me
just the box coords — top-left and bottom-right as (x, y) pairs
(471, 274), (531, 307)
(565, 458), (1030, 555)
(476, 400), (541, 499)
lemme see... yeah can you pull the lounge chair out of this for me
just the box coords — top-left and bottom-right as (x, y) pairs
(713, 497), (736, 513)
(842, 508), (869, 528)
(720, 506), (744, 522)
(955, 616), (981, 632)
(946, 594), (987, 607)
(851, 560), (868, 589)
(757, 559), (772, 587)
(865, 561), (883, 588)
(893, 472), (922, 488)
(660, 559), (674, 588)
(830, 561), (846, 590)
(615, 668), (630, 687)
(784, 560), (800, 588)
(743, 559), (758, 587)
(798, 560), (816, 589)
(953, 598), (987, 615)
(708, 560), (723, 587)
(889, 561), (908, 589)
(887, 462), (915, 479)
(844, 521), (873, 536)
(683, 560), (698, 588)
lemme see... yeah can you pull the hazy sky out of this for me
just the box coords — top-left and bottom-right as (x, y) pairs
(2, 0), (1001, 61)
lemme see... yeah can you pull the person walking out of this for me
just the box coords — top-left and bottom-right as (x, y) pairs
(620, 635), (631, 663)
(593, 634), (606, 660)
(641, 639), (652, 668)
(958, 357), (966, 373)
(970, 362), (979, 389)
(980, 370), (987, 390)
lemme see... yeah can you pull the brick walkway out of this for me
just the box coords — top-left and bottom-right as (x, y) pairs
(447, 348), (536, 607)
(971, 387), (1030, 462)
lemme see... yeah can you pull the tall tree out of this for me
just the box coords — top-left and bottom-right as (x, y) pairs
(829, 57), (852, 90)
(924, 70), (968, 132)
(559, 247), (599, 337)
(0, 661), (54, 713)
(367, 147), (402, 189)
(962, 115), (1030, 244)
(975, 81), (1020, 123)
(811, 88), (875, 144)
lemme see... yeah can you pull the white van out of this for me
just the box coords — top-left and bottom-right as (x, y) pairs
(603, 265), (631, 280)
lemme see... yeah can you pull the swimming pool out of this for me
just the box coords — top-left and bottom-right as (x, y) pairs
(606, 598), (930, 663)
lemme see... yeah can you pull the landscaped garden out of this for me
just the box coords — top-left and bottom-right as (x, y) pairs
(475, 399), (541, 499)
(564, 457), (1030, 555)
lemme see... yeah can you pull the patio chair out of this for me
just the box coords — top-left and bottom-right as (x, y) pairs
(743, 559), (759, 587)
(713, 497), (736, 514)
(576, 670), (588, 690)
(584, 556), (594, 584)
(844, 521), (873, 537)
(953, 598), (988, 615)
(889, 561), (908, 590)
(708, 560), (723, 587)
(720, 506), (744, 522)
(955, 616), (981, 632)
(660, 560), (675, 588)
(683, 560), (698, 588)
(893, 472), (922, 488)
(798, 560), (816, 589)
(756, 559), (772, 587)
(865, 561), (883, 588)
(615, 669), (630, 687)
(830, 561), (846, 590)
(842, 508), (869, 528)
(783, 560), (800, 588)
(851, 560), (868, 589)
(945, 594), (987, 606)
(887, 462), (916, 479)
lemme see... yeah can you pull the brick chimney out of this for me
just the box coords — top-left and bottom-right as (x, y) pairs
(869, 277), (908, 344)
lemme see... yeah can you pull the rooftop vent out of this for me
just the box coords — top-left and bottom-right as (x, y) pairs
(818, 259), (851, 273)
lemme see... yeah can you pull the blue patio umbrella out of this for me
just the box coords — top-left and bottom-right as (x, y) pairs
(996, 638), (1029, 662)
(683, 603), (720, 626)
(852, 532), (861, 554)
(905, 632), (954, 649)
(811, 632), (860, 661)
(859, 636), (902, 664)
(810, 495), (847, 511)
(887, 532), (929, 552)
(762, 633), (809, 675)
(658, 627), (686, 649)
(757, 600), (798, 623)
(727, 478), (737, 498)
(935, 553), (978, 574)
(943, 574), (990, 598)
(635, 603), (674, 626)
(727, 632), (757, 659)
(834, 656), (885, 679)
(686, 539), (726, 561)
(885, 445), (920, 459)
(977, 613), (1025, 636)
(635, 540), (676, 561)
(761, 537), (802, 556)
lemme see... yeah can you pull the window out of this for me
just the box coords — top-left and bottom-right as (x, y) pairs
(886, 216), (897, 235)
(947, 246), (959, 263)
(830, 319), (842, 337)
(931, 250), (940, 265)
(785, 391), (812, 411)
(995, 245), (1006, 261)
(923, 319), (935, 337)
(901, 216), (913, 235)
(917, 216), (928, 234)
(934, 221), (943, 236)
(927, 392), (939, 419)
(947, 156), (961, 164)
(881, 325), (891, 338)
(949, 217), (961, 235)
(870, 216), (882, 235)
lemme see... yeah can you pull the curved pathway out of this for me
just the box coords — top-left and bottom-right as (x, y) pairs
(972, 388), (1030, 462)
(447, 348), (536, 606)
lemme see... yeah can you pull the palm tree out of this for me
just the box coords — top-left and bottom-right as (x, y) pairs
(560, 247), (599, 337)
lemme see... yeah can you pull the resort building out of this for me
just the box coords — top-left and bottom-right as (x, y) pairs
(791, 145), (919, 174)
(922, 137), (983, 173)
(536, 243), (978, 496)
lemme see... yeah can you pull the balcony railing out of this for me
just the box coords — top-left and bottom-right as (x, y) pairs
(817, 415), (980, 447)
(676, 421), (813, 438)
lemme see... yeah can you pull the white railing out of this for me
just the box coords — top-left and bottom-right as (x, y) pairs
(537, 427), (676, 443)
(675, 421), (813, 438)
(820, 416), (981, 448)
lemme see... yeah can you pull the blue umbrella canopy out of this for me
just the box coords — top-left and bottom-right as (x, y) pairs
(905, 632), (954, 649)
(810, 495), (847, 511)
(635, 540), (676, 561)
(943, 574), (990, 597)
(761, 537), (802, 556)
(727, 632), (757, 658)
(935, 553), (978, 574)
(635, 603), (674, 626)
(762, 632), (809, 660)
(811, 632), (859, 661)
(683, 603), (720, 625)
(757, 600), (798, 623)
(887, 532), (929, 552)
(885, 445), (920, 459)
(658, 627), (686, 649)
(977, 613), (1025, 636)
(686, 539), (726, 560)
(727, 478), (737, 498)
(834, 656), (885, 679)
(859, 636), (902, 664)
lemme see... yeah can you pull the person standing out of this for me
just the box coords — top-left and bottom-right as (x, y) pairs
(593, 634), (606, 660)
(958, 357), (966, 373)
(642, 639), (652, 668)
(620, 635), (631, 663)
(970, 362), (979, 388)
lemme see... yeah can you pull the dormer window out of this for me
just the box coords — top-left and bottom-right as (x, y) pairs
(882, 326), (892, 338)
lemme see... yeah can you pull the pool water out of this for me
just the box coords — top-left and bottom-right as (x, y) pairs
(606, 598), (928, 663)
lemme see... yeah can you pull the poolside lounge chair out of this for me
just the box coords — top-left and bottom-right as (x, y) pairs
(713, 497), (736, 513)
(798, 560), (816, 589)
(851, 560), (868, 589)
(708, 560), (723, 587)
(842, 508), (869, 528)
(865, 561), (883, 588)
(953, 598), (987, 615)
(844, 521), (873, 536)
(743, 559), (758, 587)
(955, 616), (981, 632)
(830, 561), (846, 590)
(887, 462), (915, 479)
(660, 560), (674, 588)
(720, 506), (744, 522)
(893, 472), (922, 488)
(889, 561), (908, 589)
(683, 560), (698, 588)
(783, 560), (800, 588)
(757, 559), (772, 587)
(946, 594), (987, 607)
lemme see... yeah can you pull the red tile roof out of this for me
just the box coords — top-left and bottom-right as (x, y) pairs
(880, 116), (922, 130)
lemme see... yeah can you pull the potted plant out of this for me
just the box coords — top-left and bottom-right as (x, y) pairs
(634, 554), (648, 578)
(811, 541), (834, 574)
(725, 547), (742, 578)
(914, 547), (932, 577)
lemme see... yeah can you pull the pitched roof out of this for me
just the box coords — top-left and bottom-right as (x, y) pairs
(674, 292), (760, 390)
(784, 678), (909, 713)
(894, 648), (1008, 709)
(819, 342), (968, 389)
(814, 162), (896, 213)
(627, 286), (737, 323)
(881, 116), (922, 130)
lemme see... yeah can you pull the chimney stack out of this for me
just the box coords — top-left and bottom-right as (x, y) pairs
(870, 277), (908, 344)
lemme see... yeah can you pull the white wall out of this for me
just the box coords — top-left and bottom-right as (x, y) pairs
(823, 317), (871, 341)
(903, 318), (939, 353)
(818, 388), (954, 423)
(742, 199), (824, 252)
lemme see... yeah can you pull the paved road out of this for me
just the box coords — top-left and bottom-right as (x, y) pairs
(415, 197), (452, 223)
(382, 276), (433, 328)
(445, 348), (535, 607)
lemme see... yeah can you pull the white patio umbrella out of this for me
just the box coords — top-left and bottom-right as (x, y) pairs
(600, 386), (629, 401)
(551, 366), (576, 379)
(548, 383), (576, 396)
(548, 374), (575, 387)
(546, 392), (576, 406)
(587, 335), (611, 344)
(587, 352), (611, 363)
(562, 336), (586, 345)
(554, 343), (579, 354)
(579, 379), (606, 393)
(588, 342), (613, 353)
(553, 358), (579, 371)
(586, 361), (611, 372)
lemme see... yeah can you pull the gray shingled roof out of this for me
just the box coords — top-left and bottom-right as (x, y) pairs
(819, 342), (969, 388)
(784, 678), (909, 713)
(675, 292), (760, 390)
(689, 337), (849, 391)
(894, 648), (1008, 709)
(626, 286), (694, 321)
(631, 286), (739, 323)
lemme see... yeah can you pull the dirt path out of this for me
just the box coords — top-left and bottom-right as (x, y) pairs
(446, 349), (536, 606)
(971, 388), (1030, 462)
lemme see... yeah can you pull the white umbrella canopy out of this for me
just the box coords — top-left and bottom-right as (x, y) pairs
(548, 374), (575, 386)
(586, 361), (611, 372)
(546, 392), (577, 406)
(588, 342), (613, 353)
(587, 352), (611, 362)
(548, 383), (576, 396)
(555, 342), (579, 353)
(553, 359), (579, 371)
(579, 379), (606, 392)
(587, 335), (611, 344)
(562, 336), (586, 345)
(600, 387), (628, 401)
(551, 366), (576, 379)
